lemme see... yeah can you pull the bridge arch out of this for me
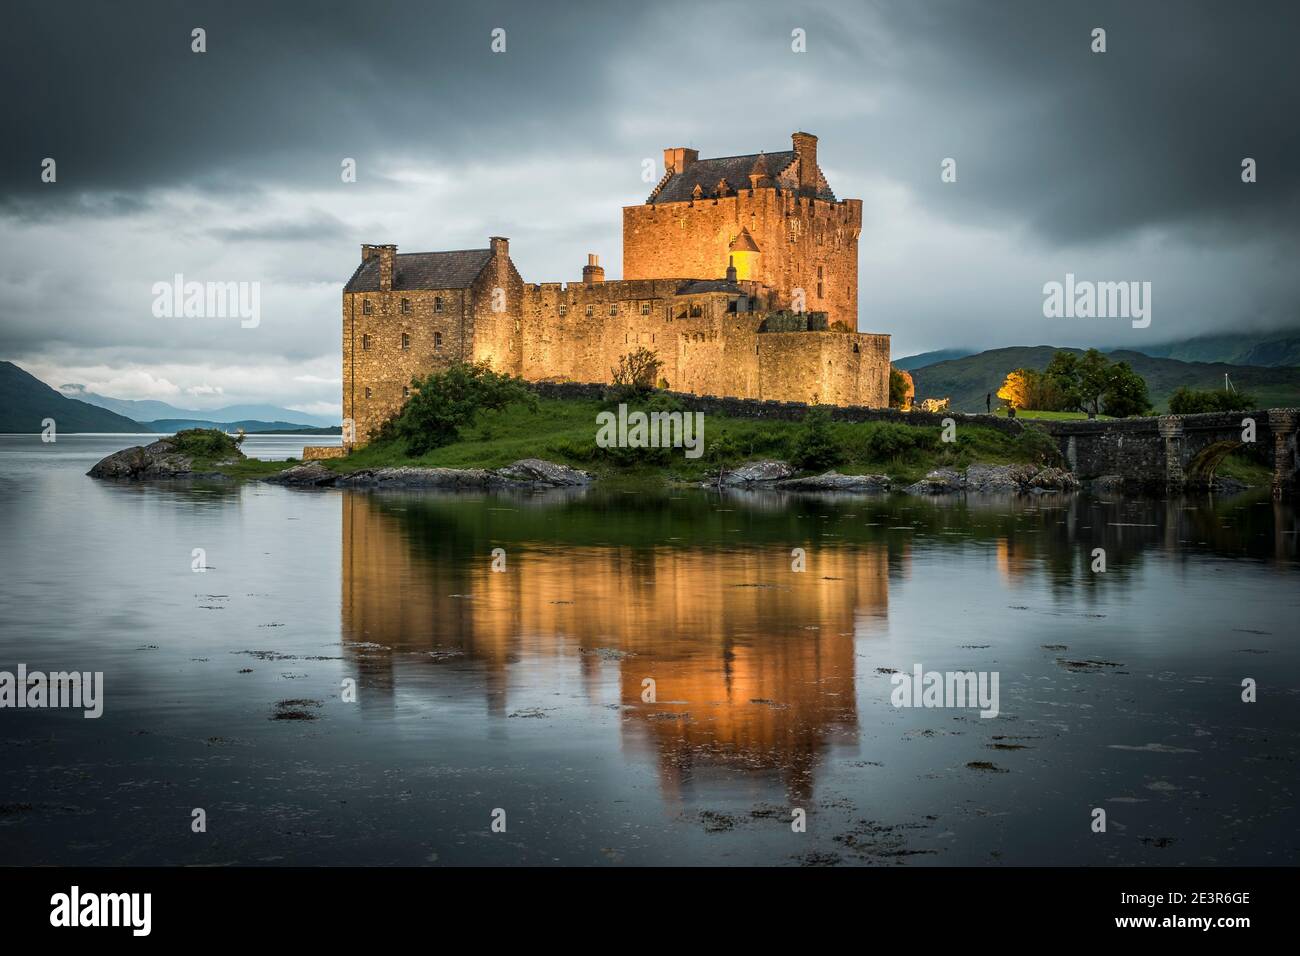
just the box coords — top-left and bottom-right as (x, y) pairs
(1185, 440), (1242, 488)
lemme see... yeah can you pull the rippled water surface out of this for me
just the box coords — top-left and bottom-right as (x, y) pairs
(1, 434), (1297, 865)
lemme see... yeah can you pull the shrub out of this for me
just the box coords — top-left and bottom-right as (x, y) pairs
(170, 428), (243, 460)
(1168, 387), (1257, 414)
(858, 422), (936, 462)
(388, 361), (535, 456)
(791, 406), (841, 471)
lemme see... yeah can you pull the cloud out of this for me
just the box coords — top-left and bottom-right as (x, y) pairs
(2, 0), (1296, 389)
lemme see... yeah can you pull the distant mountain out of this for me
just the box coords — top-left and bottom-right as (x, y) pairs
(1118, 329), (1300, 368)
(1, 361), (145, 433)
(912, 346), (1300, 413)
(892, 349), (975, 372)
(59, 387), (337, 429)
(144, 419), (339, 433)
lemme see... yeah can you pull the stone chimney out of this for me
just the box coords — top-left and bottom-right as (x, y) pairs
(582, 254), (605, 285)
(370, 244), (396, 291)
(726, 256), (737, 284)
(792, 132), (818, 194)
(489, 236), (510, 289)
(663, 147), (699, 176)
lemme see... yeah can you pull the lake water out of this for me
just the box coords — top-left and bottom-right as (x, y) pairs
(1, 433), (1297, 865)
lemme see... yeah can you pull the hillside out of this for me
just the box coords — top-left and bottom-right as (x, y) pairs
(145, 418), (340, 433)
(58, 387), (336, 429)
(911, 347), (1300, 413)
(1122, 328), (1300, 368)
(892, 349), (975, 372)
(1, 361), (145, 432)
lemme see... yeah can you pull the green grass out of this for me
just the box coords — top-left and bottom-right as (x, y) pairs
(1214, 452), (1273, 485)
(312, 396), (1063, 486)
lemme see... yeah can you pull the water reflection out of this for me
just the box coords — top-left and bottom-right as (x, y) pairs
(339, 487), (1296, 803)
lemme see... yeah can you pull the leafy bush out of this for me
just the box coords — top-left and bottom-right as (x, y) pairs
(1168, 386), (1257, 414)
(170, 428), (243, 460)
(858, 422), (936, 462)
(387, 361), (536, 456)
(791, 406), (841, 471)
(605, 347), (663, 403)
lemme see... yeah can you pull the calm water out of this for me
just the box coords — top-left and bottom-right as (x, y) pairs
(1, 434), (1297, 866)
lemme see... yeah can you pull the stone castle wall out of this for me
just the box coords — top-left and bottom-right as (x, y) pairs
(623, 191), (862, 330)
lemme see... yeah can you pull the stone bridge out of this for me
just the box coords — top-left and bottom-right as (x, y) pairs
(1041, 408), (1299, 496)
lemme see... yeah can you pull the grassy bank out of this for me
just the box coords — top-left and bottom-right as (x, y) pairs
(316, 395), (1062, 485)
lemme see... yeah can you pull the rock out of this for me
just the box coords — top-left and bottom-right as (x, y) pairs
(903, 468), (966, 496)
(1087, 475), (1126, 494)
(1025, 466), (1079, 493)
(87, 436), (239, 480)
(264, 461), (337, 486)
(718, 460), (797, 486)
(495, 458), (593, 486)
(774, 471), (891, 492)
(335, 467), (499, 489)
(964, 464), (1027, 493)
(334, 460), (590, 490)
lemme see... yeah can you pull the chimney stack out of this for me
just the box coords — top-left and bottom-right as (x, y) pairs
(663, 147), (699, 176)
(376, 244), (397, 291)
(726, 256), (737, 284)
(792, 132), (818, 194)
(582, 254), (605, 285)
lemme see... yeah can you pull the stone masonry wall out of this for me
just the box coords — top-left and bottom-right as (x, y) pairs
(623, 191), (862, 331)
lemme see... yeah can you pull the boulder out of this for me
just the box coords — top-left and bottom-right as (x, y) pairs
(719, 460), (797, 485)
(495, 458), (593, 486)
(87, 437), (237, 480)
(903, 468), (966, 496)
(774, 471), (891, 493)
(264, 461), (338, 487)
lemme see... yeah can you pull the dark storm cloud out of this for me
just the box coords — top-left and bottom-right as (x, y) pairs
(865, 0), (1300, 244)
(1, 0), (628, 206)
(3, 0), (1295, 247)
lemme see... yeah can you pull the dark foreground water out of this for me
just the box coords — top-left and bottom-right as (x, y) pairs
(1, 434), (1297, 866)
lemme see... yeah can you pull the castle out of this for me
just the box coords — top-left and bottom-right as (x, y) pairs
(341, 131), (891, 445)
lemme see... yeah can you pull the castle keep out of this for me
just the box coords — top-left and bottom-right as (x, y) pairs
(341, 132), (891, 444)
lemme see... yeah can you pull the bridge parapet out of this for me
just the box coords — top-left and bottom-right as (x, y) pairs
(1043, 408), (1298, 496)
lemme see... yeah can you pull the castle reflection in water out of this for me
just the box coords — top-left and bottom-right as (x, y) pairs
(339, 491), (901, 801)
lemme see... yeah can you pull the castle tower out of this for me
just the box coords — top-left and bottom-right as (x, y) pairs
(728, 228), (761, 280)
(622, 131), (862, 330)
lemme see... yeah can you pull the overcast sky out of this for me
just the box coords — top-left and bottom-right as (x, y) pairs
(2, 0), (1296, 417)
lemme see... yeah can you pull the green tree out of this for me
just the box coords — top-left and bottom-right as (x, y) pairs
(1101, 361), (1150, 417)
(390, 361), (535, 455)
(889, 367), (912, 408)
(1044, 349), (1149, 418)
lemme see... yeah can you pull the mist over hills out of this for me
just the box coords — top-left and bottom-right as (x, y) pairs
(58, 385), (336, 429)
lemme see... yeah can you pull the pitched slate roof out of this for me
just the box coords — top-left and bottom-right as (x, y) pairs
(344, 249), (492, 292)
(729, 228), (761, 253)
(648, 150), (835, 204)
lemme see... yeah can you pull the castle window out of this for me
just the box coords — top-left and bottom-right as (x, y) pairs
(401, 298), (411, 314)
(559, 303), (567, 316)
(817, 266), (823, 279)
(403, 385), (410, 397)
(401, 332), (410, 350)
(362, 299), (372, 315)
(640, 302), (650, 315)
(434, 331), (443, 351)
(364, 387), (372, 399)
(690, 305), (703, 318)
(818, 282), (824, 299)
(585, 305), (594, 317)
(609, 304), (618, 316)
(361, 334), (371, 351)
(434, 297), (444, 313)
